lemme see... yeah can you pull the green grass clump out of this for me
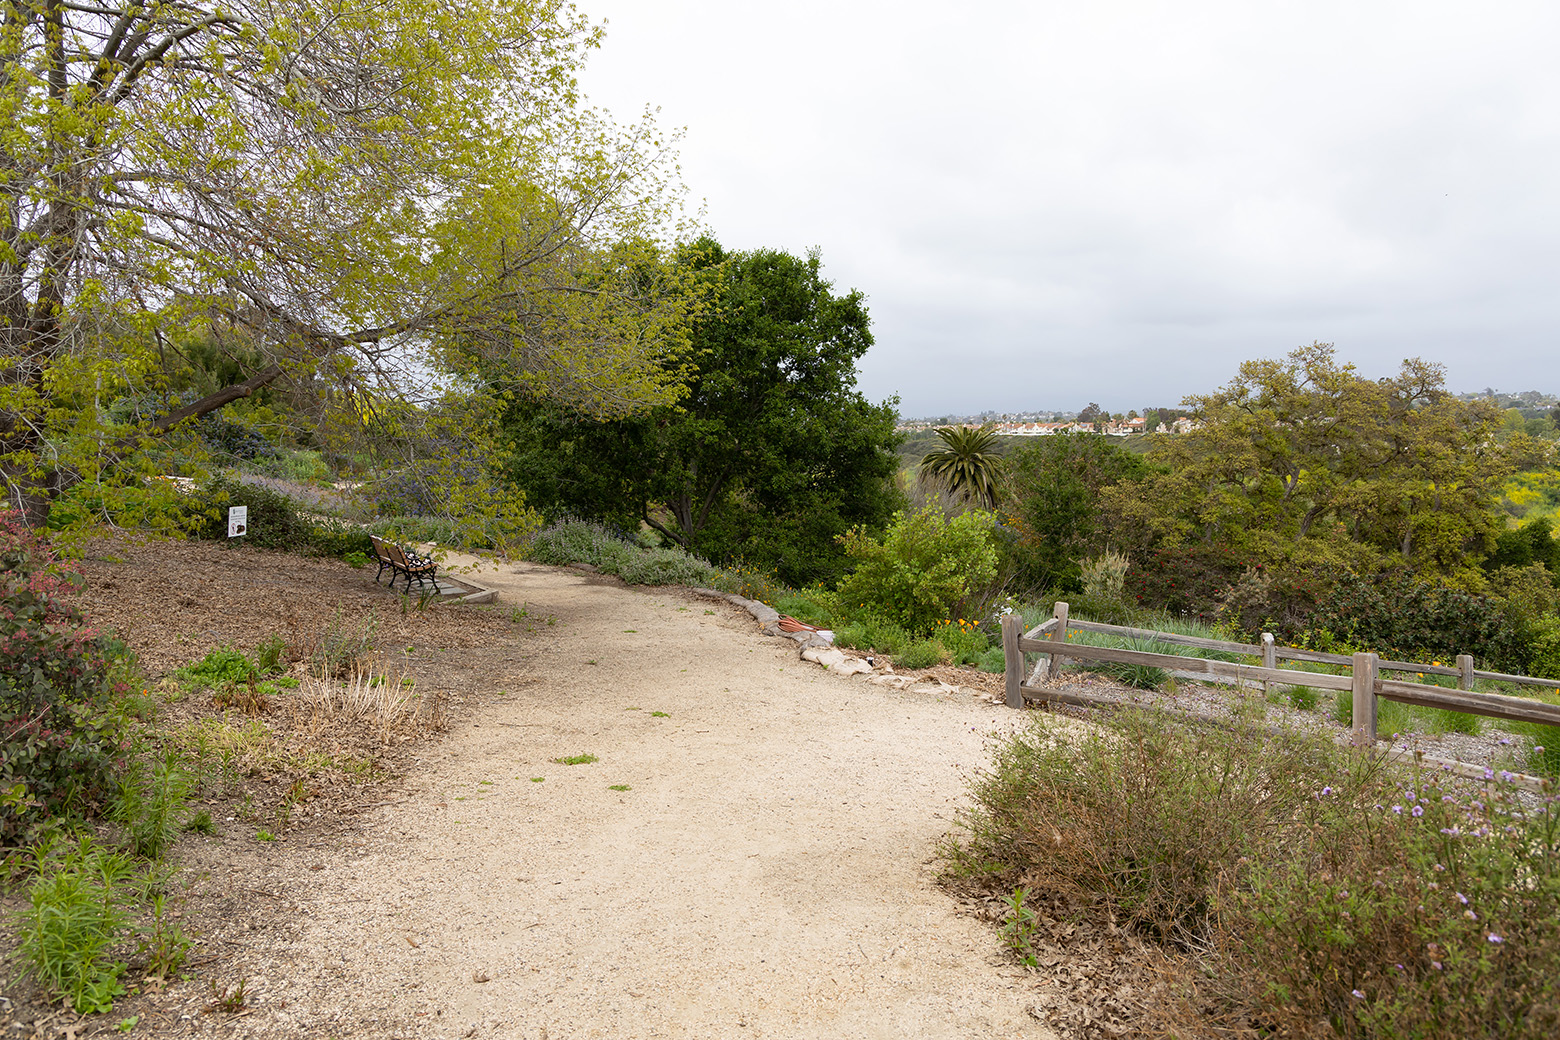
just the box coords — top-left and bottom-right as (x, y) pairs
(553, 753), (598, 766)
(977, 646), (1007, 673)
(895, 638), (948, 670)
(773, 592), (834, 627)
(1285, 684), (1320, 710)
(834, 617), (912, 657)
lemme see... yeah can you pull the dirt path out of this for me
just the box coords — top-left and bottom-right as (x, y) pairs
(175, 559), (1055, 1039)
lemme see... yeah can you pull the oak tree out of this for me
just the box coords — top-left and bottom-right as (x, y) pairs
(1106, 343), (1519, 584)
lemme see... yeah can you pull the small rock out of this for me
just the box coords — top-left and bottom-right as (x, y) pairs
(802, 646), (846, 669)
(829, 658), (873, 676)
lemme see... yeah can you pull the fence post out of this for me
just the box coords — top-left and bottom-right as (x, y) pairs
(1032, 601), (1069, 685)
(1261, 632), (1275, 694)
(1457, 654), (1475, 691)
(1002, 614), (1023, 709)
(1352, 652), (1378, 748)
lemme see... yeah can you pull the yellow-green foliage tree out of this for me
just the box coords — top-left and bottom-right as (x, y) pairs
(1107, 343), (1524, 586)
(0, 0), (690, 528)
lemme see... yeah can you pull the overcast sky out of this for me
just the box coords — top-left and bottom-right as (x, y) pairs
(577, 1), (1560, 418)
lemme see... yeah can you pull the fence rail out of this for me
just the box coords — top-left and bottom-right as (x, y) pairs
(1000, 602), (1560, 745)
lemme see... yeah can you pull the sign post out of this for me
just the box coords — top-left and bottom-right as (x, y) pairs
(227, 505), (248, 538)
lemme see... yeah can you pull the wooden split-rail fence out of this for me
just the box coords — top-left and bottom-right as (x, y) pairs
(999, 603), (1560, 757)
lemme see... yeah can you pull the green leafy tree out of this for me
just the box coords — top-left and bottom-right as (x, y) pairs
(918, 424), (1005, 509)
(1106, 343), (1518, 585)
(1004, 432), (1147, 591)
(501, 239), (903, 586)
(0, 1), (689, 528)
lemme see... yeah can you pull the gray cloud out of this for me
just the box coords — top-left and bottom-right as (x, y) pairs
(581, 0), (1560, 414)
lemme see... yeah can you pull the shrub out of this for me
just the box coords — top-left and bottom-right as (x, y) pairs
(193, 473), (315, 551)
(952, 709), (1346, 943)
(1522, 613), (1560, 679)
(953, 707), (1560, 1039)
(0, 514), (127, 842)
(1124, 542), (1251, 623)
(1303, 571), (1522, 671)
(526, 520), (733, 588)
(1225, 767), (1560, 1039)
(309, 518), (374, 559)
(930, 618), (990, 666)
(895, 638), (948, 670)
(773, 592), (834, 627)
(615, 547), (722, 587)
(527, 519), (641, 570)
(193, 412), (277, 462)
(833, 617), (912, 657)
(833, 506), (999, 635)
(1079, 550), (1130, 601)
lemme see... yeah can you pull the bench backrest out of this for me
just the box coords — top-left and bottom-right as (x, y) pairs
(369, 534), (396, 563)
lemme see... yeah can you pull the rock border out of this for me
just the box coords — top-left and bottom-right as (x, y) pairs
(688, 587), (1012, 705)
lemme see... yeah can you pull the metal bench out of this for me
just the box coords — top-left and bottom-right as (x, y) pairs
(369, 534), (438, 593)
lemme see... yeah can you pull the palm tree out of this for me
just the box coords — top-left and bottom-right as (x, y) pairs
(919, 424), (1005, 509)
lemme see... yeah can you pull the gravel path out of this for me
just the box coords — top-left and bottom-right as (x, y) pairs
(189, 561), (1056, 1039)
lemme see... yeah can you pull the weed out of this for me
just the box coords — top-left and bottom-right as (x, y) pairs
(608, 784), (631, 792)
(650, 711), (670, 718)
(896, 638), (948, 670)
(343, 550), (371, 569)
(176, 647), (257, 690)
(999, 887), (1040, 967)
(529, 777), (544, 783)
(1230, 694), (1268, 723)
(112, 749), (194, 860)
(553, 753), (598, 766)
(210, 682), (269, 715)
(115, 1017), (138, 1032)
(15, 837), (137, 1014)
(253, 635), (286, 674)
(183, 811), (215, 835)
(255, 830), (277, 842)
(205, 978), (248, 1013)
(137, 894), (190, 980)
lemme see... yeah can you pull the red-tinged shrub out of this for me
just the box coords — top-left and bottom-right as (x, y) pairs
(0, 512), (125, 842)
